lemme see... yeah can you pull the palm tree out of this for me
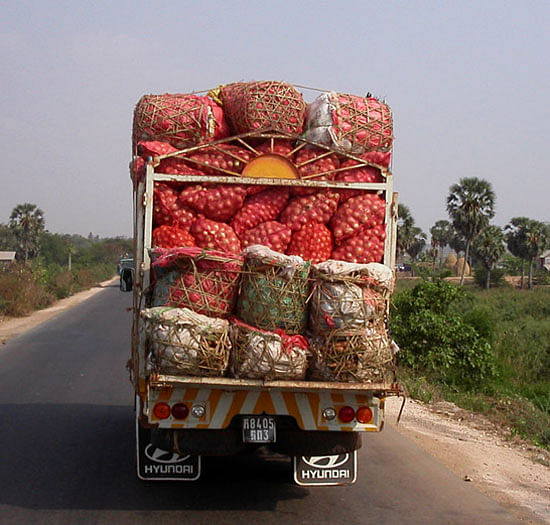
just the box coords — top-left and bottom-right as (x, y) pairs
(397, 203), (415, 260)
(447, 178), (495, 285)
(505, 217), (530, 288)
(9, 203), (45, 262)
(472, 225), (505, 289)
(430, 219), (452, 268)
(524, 220), (550, 289)
(407, 226), (427, 262)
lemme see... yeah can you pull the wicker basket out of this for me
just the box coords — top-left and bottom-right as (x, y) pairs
(237, 247), (311, 334)
(133, 93), (229, 150)
(309, 329), (395, 383)
(220, 81), (306, 135)
(152, 247), (243, 318)
(141, 307), (231, 377)
(229, 318), (309, 380)
(305, 92), (393, 154)
(309, 261), (393, 335)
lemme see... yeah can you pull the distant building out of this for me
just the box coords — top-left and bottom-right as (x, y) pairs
(0, 251), (16, 269)
(539, 250), (550, 271)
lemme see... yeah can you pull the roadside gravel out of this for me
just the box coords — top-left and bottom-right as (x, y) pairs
(386, 397), (550, 524)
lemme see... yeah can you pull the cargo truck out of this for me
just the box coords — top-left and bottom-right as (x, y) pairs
(128, 86), (402, 485)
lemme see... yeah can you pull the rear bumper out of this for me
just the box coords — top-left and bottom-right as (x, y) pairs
(150, 424), (362, 456)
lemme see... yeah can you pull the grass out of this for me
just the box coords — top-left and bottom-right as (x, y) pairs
(393, 278), (550, 449)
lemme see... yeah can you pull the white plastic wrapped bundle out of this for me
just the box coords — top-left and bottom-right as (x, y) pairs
(140, 307), (230, 377)
(230, 319), (309, 380)
(310, 260), (394, 335)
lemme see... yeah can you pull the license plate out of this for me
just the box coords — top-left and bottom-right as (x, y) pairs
(242, 416), (276, 443)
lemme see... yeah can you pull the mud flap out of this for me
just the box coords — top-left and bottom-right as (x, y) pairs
(293, 451), (357, 486)
(136, 422), (201, 481)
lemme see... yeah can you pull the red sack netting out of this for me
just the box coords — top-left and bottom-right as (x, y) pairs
(133, 94), (229, 150)
(305, 92), (393, 154)
(152, 225), (196, 249)
(219, 81), (306, 134)
(230, 187), (290, 238)
(154, 183), (196, 230)
(179, 184), (248, 222)
(152, 247), (244, 318)
(287, 222), (333, 264)
(330, 193), (386, 243)
(190, 216), (242, 254)
(331, 226), (386, 264)
(185, 144), (252, 175)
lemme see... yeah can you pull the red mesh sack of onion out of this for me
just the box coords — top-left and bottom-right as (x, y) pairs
(305, 92), (393, 155)
(220, 81), (306, 134)
(133, 94), (229, 150)
(151, 247), (243, 318)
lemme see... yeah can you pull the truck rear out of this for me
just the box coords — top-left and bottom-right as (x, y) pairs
(128, 82), (402, 485)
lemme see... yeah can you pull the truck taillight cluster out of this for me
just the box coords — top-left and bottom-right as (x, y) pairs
(323, 405), (373, 424)
(152, 402), (202, 420)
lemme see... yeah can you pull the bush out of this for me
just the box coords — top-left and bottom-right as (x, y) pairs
(391, 281), (496, 389)
(473, 265), (506, 288)
(0, 264), (54, 316)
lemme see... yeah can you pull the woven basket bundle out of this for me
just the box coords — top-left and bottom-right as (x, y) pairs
(309, 329), (395, 383)
(305, 92), (393, 154)
(310, 260), (394, 335)
(237, 246), (311, 334)
(229, 318), (309, 380)
(220, 81), (306, 135)
(152, 247), (243, 319)
(141, 307), (231, 377)
(133, 94), (229, 150)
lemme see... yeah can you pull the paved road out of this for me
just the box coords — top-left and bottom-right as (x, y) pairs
(0, 285), (521, 524)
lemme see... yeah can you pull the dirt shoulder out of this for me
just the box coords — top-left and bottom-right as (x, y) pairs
(386, 397), (550, 524)
(0, 276), (118, 344)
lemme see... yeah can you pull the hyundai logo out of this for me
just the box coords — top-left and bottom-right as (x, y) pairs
(302, 454), (350, 469)
(144, 444), (190, 464)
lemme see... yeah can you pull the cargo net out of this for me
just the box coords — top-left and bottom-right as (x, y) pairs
(309, 278), (388, 336)
(132, 94), (228, 151)
(229, 318), (309, 380)
(237, 247), (311, 335)
(151, 248), (243, 319)
(219, 81), (306, 134)
(141, 307), (231, 377)
(309, 330), (395, 383)
(331, 94), (393, 153)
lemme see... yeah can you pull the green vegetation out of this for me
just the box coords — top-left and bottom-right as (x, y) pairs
(392, 279), (550, 449)
(0, 203), (132, 317)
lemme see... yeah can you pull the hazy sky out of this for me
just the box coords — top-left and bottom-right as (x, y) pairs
(1, 1), (548, 238)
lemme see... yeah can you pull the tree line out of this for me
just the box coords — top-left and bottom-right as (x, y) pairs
(0, 203), (132, 316)
(397, 177), (550, 289)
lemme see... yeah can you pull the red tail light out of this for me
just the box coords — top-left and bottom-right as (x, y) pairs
(338, 406), (355, 423)
(356, 406), (373, 424)
(172, 403), (189, 420)
(153, 402), (171, 419)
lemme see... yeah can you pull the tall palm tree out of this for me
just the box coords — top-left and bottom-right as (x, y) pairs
(407, 226), (427, 261)
(9, 203), (45, 262)
(505, 217), (530, 288)
(447, 178), (495, 285)
(524, 220), (550, 289)
(430, 219), (452, 268)
(472, 225), (505, 289)
(397, 203), (415, 260)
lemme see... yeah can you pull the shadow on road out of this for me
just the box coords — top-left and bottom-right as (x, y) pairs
(0, 403), (308, 511)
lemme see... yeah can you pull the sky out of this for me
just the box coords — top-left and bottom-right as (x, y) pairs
(1, 0), (548, 238)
